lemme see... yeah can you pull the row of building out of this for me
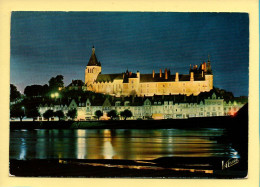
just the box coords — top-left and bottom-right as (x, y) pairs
(38, 91), (247, 120)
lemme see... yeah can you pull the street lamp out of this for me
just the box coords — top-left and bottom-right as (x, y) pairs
(21, 106), (25, 115)
(51, 92), (59, 99)
(51, 92), (60, 102)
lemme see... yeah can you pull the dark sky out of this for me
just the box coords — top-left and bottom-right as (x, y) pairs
(11, 12), (249, 96)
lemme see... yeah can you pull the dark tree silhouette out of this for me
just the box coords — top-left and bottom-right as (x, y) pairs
(95, 110), (103, 120)
(27, 107), (40, 121)
(54, 110), (65, 121)
(49, 75), (64, 91)
(10, 84), (21, 102)
(67, 108), (77, 120)
(10, 105), (25, 121)
(24, 84), (49, 97)
(107, 110), (118, 120)
(120, 109), (133, 120)
(43, 109), (54, 121)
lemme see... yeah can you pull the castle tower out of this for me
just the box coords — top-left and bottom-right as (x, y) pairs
(206, 55), (212, 74)
(190, 72), (194, 81)
(85, 46), (102, 88)
(205, 55), (213, 90)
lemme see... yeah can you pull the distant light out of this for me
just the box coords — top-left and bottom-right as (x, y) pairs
(51, 94), (55, 98)
(55, 92), (59, 97)
(229, 109), (237, 117)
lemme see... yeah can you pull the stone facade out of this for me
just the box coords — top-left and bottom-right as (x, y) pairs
(38, 92), (247, 121)
(85, 47), (213, 97)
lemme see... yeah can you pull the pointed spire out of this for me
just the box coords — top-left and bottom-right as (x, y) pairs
(87, 46), (100, 66)
(206, 55), (212, 74)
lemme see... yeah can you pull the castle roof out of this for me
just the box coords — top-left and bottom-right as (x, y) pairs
(139, 73), (205, 82)
(87, 46), (101, 66)
(94, 72), (206, 83)
(95, 74), (123, 83)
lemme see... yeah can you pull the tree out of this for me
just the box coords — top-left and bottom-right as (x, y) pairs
(107, 110), (118, 120)
(10, 84), (21, 102)
(27, 107), (40, 121)
(43, 109), (54, 121)
(24, 84), (49, 97)
(54, 110), (65, 121)
(10, 105), (25, 121)
(67, 108), (77, 120)
(49, 75), (64, 91)
(95, 110), (103, 120)
(120, 109), (133, 120)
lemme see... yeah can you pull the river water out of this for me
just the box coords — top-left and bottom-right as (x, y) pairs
(10, 128), (238, 160)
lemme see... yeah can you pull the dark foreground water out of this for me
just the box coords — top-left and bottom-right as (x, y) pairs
(10, 128), (239, 160)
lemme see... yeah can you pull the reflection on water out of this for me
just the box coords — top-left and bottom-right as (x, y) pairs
(10, 128), (238, 160)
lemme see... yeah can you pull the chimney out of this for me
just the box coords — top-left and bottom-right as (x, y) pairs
(202, 71), (204, 77)
(136, 71), (140, 78)
(152, 70), (155, 78)
(160, 69), (162, 78)
(175, 72), (179, 82)
(165, 68), (168, 79)
(190, 72), (194, 81)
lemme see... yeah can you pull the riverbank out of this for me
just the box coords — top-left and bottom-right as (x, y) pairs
(9, 157), (247, 178)
(10, 116), (235, 130)
(10, 103), (248, 130)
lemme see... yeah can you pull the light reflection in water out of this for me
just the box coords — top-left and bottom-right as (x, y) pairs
(10, 128), (239, 160)
(102, 130), (115, 159)
(19, 138), (26, 160)
(77, 130), (87, 159)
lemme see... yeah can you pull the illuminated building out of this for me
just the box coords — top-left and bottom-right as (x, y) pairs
(38, 92), (247, 120)
(85, 46), (213, 97)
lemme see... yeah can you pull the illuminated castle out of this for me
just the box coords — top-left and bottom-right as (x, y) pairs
(85, 46), (213, 97)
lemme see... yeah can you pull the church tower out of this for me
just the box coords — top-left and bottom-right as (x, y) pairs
(85, 46), (102, 88)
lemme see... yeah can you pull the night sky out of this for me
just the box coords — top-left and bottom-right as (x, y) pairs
(11, 12), (249, 96)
